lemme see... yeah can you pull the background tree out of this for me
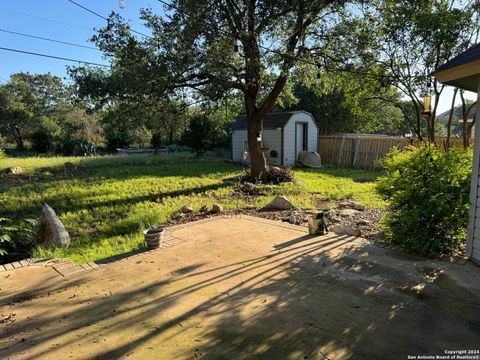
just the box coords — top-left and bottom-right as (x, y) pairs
(0, 73), (68, 149)
(72, 0), (356, 178)
(375, 0), (479, 142)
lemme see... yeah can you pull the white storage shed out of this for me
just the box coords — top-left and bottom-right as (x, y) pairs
(231, 111), (319, 167)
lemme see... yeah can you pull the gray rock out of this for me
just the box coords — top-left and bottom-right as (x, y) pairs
(199, 205), (209, 213)
(338, 201), (365, 211)
(357, 219), (371, 226)
(352, 204), (366, 211)
(6, 166), (22, 175)
(264, 195), (293, 210)
(37, 204), (70, 249)
(338, 208), (361, 217)
(180, 205), (194, 214)
(211, 204), (223, 213)
(333, 224), (361, 237)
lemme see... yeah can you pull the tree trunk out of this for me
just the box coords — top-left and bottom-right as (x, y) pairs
(446, 88), (458, 150)
(13, 125), (24, 150)
(245, 95), (268, 179)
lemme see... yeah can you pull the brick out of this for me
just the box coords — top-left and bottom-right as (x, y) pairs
(12, 261), (23, 269)
(57, 265), (85, 276)
(19, 259), (30, 267)
(4, 263), (14, 270)
(80, 263), (93, 270)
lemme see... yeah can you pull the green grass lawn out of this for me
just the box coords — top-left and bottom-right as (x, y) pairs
(0, 153), (385, 263)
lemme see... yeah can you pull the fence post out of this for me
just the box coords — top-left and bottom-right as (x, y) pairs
(339, 136), (346, 165)
(353, 137), (361, 166)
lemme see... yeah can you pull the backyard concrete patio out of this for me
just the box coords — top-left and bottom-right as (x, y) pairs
(1, 215), (479, 359)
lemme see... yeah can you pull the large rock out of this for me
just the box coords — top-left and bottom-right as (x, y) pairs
(298, 151), (322, 168)
(338, 208), (361, 217)
(37, 204), (70, 249)
(338, 201), (365, 211)
(199, 205), (209, 213)
(180, 205), (194, 214)
(5, 166), (22, 175)
(333, 224), (361, 237)
(211, 204), (223, 213)
(264, 195), (293, 210)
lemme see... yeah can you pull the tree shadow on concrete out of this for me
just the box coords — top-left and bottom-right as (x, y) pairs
(2, 232), (480, 359)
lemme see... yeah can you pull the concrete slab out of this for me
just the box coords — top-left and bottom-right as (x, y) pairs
(0, 216), (479, 360)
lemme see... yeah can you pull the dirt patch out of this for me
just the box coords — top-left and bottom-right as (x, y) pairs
(163, 202), (386, 241)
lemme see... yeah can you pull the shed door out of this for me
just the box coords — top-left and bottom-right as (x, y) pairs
(296, 123), (307, 162)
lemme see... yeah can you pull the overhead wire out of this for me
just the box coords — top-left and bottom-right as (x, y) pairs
(65, 0), (153, 39)
(0, 46), (109, 67)
(0, 28), (100, 51)
(0, 7), (92, 31)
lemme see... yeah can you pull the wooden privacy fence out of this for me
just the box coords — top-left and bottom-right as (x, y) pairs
(318, 135), (468, 169)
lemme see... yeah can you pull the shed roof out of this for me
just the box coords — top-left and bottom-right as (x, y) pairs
(231, 111), (314, 130)
(433, 43), (480, 92)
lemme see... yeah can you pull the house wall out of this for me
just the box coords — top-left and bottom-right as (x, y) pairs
(467, 83), (480, 263)
(231, 129), (282, 166)
(283, 113), (319, 166)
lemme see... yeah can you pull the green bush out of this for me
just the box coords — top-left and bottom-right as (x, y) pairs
(0, 148), (5, 161)
(0, 218), (38, 256)
(182, 114), (215, 156)
(376, 144), (473, 254)
(30, 116), (62, 153)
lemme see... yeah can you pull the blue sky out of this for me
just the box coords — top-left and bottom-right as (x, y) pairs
(0, 0), (164, 81)
(0, 0), (476, 115)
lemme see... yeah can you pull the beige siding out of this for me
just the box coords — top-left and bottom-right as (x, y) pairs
(283, 112), (319, 166)
(232, 130), (248, 163)
(231, 129), (282, 165)
(262, 130), (282, 166)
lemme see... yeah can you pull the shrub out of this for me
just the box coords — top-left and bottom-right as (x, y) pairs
(376, 144), (473, 254)
(0, 218), (38, 256)
(182, 114), (214, 156)
(0, 148), (5, 161)
(167, 144), (191, 153)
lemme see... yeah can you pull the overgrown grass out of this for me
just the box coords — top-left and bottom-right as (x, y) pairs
(0, 153), (384, 263)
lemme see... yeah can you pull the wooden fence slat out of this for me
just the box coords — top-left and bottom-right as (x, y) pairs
(318, 135), (470, 169)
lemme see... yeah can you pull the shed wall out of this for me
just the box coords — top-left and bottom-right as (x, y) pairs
(283, 113), (319, 166)
(231, 129), (282, 166)
(232, 130), (248, 163)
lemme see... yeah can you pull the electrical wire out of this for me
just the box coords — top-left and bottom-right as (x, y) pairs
(0, 28), (100, 51)
(0, 7), (92, 31)
(66, 0), (108, 21)
(65, 0), (153, 39)
(0, 46), (109, 67)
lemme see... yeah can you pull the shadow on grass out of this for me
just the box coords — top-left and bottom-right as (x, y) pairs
(2, 231), (479, 359)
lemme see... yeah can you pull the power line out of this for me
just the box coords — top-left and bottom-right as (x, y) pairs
(66, 0), (108, 21)
(0, 46), (109, 67)
(0, 28), (100, 51)
(0, 7), (92, 31)
(66, 0), (153, 39)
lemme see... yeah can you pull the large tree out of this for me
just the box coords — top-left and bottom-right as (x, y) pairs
(374, 0), (479, 142)
(0, 73), (66, 149)
(72, 0), (352, 178)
